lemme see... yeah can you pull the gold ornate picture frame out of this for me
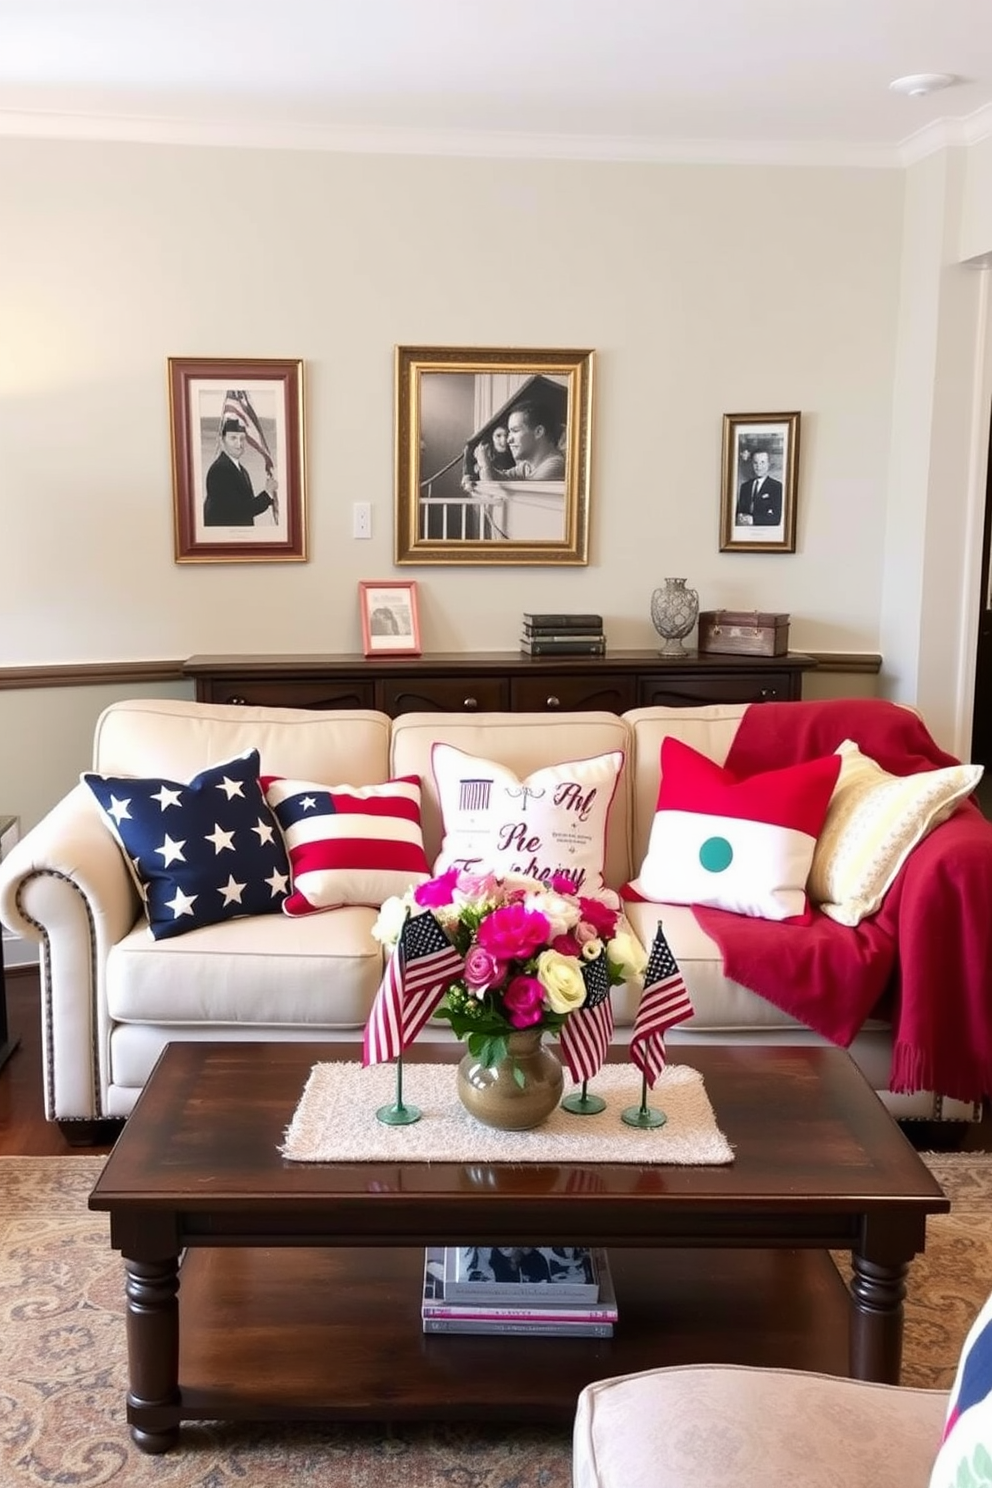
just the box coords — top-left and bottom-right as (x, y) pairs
(169, 357), (307, 563)
(394, 346), (593, 566)
(720, 411), (800, 554)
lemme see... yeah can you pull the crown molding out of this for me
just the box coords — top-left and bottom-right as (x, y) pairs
(0, 107), (902, 169)
(1, 102), (990, 170)
(898, 100), (992, 166)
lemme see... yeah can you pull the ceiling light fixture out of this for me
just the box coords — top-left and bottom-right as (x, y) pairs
(889, 73), (958, 98)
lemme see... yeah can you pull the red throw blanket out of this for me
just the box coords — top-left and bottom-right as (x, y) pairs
(692, 698), (992, 1102)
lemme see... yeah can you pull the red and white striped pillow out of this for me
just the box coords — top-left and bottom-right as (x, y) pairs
(261, 773), (430, 917)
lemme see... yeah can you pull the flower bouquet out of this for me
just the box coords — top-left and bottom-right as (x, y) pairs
(372, 866), (648, 1076)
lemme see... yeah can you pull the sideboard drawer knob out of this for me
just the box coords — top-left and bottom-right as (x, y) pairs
(545, 695), (561, 709)
(462, 696), (479, 710)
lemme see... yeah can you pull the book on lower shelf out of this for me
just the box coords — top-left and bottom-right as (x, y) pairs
(422, 1247), (616, 1336)
(444, 1244), (602, 1302)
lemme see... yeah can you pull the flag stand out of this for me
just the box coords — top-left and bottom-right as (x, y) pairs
(376, 1053), (421, 1126)
(621, 1070), (667, 1129)
(561, 1080), (606, 1116)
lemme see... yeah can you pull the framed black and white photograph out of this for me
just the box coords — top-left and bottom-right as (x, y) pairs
(720, 411), (800, 554)
(169, 357), (307, 563)
(394, 346), (593, 566)
(359, 580), (422, 656)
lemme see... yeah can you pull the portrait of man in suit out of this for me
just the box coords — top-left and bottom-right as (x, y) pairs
(735, 448), (783, 527)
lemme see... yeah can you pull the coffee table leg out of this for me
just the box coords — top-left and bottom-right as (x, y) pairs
(848, 1252), (908, 1383)
(124, 1256), (181, 1453)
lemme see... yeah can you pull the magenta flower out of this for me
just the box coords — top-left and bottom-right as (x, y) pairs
(550, 873), (578, 897)
(414, 869), (460, 910)
(503, 975), (546, 1028)
(577, 896), (618, 938)
(477, 903), (550, 961)
(551, 932), (582, 959)
(463, 944), (506, 991)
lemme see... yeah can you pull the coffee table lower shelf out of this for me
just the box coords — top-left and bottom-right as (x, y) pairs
(160, 1244), (851, 1432)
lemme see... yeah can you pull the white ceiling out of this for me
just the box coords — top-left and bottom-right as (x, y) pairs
(2, 0), (992, 166)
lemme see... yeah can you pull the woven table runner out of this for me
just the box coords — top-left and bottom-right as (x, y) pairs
(280, 1062), (734, 1165)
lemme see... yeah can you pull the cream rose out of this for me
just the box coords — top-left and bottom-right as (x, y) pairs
(608, 929), (648, 980)
(371, 895), (410, 948)
(536, 949), (588, 1014)
(524, 889), (580, 939)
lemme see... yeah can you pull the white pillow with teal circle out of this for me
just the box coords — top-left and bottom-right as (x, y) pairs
(626, 736), (841, 922)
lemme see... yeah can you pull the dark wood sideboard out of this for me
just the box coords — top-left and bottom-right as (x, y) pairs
(184, 651), (817, 715)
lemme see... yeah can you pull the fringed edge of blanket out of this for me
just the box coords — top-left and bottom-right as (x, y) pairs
(890, 1039), (988, 1105)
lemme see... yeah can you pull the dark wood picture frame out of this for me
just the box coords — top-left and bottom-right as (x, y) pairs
(168, 357), (307, 563)
(394, 346), (593, 566)
(720, 411), (800, 554)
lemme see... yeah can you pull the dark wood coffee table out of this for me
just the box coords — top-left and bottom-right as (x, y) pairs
(88, 1041), (949, 1454)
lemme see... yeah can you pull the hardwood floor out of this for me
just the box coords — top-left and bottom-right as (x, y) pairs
(1, 964), (989, 1157)
(0, 967), (115, 1156)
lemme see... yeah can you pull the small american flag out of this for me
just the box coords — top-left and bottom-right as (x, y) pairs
(222, 389), (274, 474)
(362, 911), (464, 1066)
(630, 923), (694, 1087)
(559, 949), (614, 1084)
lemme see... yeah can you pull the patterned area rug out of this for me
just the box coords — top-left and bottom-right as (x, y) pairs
(0, 1153), (987, 1487)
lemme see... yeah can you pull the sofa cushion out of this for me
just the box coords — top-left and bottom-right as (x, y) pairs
(627, 737), (840, 922)
(262, 774), (430, 915)
(430, 742), (623, 893)
(83, 750), (291, 940)
(808, 739), (982, 926)
(106, 903), (384, 1027)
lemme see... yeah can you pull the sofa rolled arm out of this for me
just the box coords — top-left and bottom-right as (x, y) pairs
(0, 784), (140, 1120)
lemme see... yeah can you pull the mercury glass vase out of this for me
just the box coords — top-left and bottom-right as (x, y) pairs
(456, 1028), (564, 1131)
(650, 577), (699, 657)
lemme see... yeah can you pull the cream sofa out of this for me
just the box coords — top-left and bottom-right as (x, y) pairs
(0, 697), (980, 1132)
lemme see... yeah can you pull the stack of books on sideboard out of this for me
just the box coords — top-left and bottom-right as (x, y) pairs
(520, 613), (606, 656)
(421, 1245), (617, 1336)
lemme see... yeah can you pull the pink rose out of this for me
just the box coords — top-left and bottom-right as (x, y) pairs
(463, 945), (506, 991)
(456, 870), (501, 902)
(477, 903), (550, 961)
(503, 975), (546, 1028)
(414, 869), (460, 910)
(577, 896), (618, 938)
(574, 920), (600, 947)
(550, 873), (578, 897)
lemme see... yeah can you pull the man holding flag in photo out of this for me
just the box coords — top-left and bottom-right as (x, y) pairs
(204, 389), (280, 527)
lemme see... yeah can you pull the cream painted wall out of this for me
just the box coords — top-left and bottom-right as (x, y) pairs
(4, 133), (992, 844)
(1, 139), (902, 666)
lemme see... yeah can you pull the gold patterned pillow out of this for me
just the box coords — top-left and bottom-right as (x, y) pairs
(808, 739), (982, 927)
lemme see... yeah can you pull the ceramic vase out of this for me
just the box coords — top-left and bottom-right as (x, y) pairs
(456, 1028), (564, 1131)
(650, 576), (699, 657)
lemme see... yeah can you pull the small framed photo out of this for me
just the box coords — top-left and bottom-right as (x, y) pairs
(359, 580), (422, 656)
(168, 357), (307, 563)
(720, 411), (800, 553)
(394, 345), (593, 566)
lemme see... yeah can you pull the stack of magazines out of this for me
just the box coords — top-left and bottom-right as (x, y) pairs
(421, 1245), (617, 1336)
(520, 613), (606, 657)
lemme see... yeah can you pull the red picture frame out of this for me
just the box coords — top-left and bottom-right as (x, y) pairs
(359, 580), (422, 656)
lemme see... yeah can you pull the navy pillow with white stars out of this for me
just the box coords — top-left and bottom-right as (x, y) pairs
(82, 750), (292, 940)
